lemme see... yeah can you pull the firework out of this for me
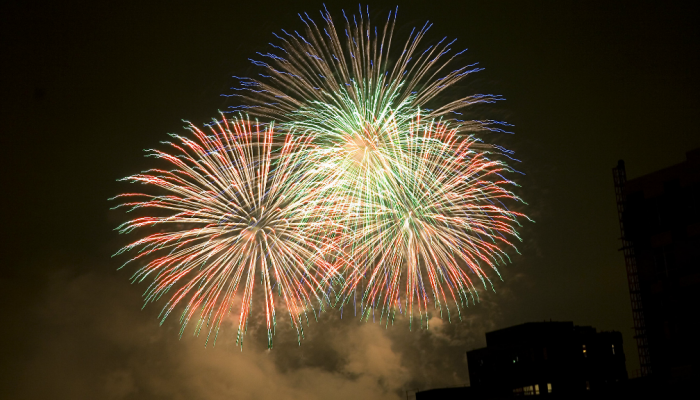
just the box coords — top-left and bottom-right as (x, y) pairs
(330, 114), (527, 327)
(113, 117), (337, 347)
(226, 4), (505, 133)
(223, 5), (528, 326)
(115, 5), (528, 345)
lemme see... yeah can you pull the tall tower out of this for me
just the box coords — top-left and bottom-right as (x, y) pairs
(612, 160), (651, 377)
(613, 150), (700, 380)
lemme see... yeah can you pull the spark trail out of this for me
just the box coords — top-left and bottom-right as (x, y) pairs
(115, 5), (529, 346)
(113, 117), (338, 347)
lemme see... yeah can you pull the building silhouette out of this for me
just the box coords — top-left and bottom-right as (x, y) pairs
(416, 321), (626, 399)
(416, 148), (700, 399)
(613, 148), (700, 380)
(466, 322), (626, 397)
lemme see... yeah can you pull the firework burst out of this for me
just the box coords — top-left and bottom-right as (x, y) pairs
(115, 5), (528, 346)
(226, 4), (505, 133)
(223, 6), (528, 326)
(329, 115), (527, 327)
(113, 117), (337, 347)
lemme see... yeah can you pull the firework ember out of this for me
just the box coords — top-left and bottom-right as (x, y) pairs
(113, 118), (338, 347)
(115, 5), (528, 346)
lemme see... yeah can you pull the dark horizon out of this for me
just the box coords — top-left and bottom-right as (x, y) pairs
(2, 1), (699, 399)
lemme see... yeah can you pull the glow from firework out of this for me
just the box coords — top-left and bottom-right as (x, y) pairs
(327, 115), (527, 327)
(226, 5), (506, 133)
(112, 118), (338, 347)
(115, 5), (529, 346)
(222, 5), (529, 327)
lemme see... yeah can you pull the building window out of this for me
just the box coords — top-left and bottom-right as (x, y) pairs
(582, 344), (587, 358)
(514, 386), (540, 396)
(612, 344), (615, 355)
(513, 384), (546, 396)
(586, 381), (591, 391)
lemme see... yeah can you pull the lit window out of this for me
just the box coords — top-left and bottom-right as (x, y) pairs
(586, 381), (591, 391)
(547, 383), (552, 393)
(582, 344), (587, 358)
(612, 344), (615, 355)
(524, 386), (534, 396)
(534, 384), (540, 395)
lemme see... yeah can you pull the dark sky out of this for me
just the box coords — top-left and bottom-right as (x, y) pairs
(2, 1), (699, 399)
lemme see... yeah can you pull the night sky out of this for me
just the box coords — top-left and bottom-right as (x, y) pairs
(2, 1), (699, 399)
